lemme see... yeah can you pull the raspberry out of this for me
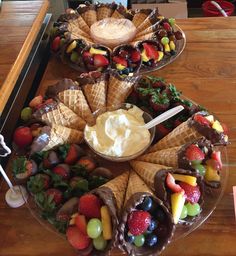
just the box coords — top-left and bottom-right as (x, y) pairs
(179, 182), (201, 204)
(128, 210), (151, 236)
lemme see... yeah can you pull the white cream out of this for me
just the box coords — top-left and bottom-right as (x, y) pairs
(84, 106), (151, 157)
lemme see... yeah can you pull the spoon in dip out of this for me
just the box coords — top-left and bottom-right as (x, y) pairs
(143, 105), (184, 130)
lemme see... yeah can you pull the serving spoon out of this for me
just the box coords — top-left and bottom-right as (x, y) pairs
(143, 105), (185, 130)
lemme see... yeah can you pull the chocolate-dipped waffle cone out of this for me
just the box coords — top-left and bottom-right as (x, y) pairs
(67, 18), (91, 40)
(77, 5), (97, 27)
(131, 32), (156, 46)
(107, 72), (139, 107)
(30, 125), (83, 153)
(33, 101), (86, 131)
(136, 9), (158, 34)
(148, 111), (228, 152)
(82, 78), (107, 113)
(119, 170), (175, 256)
(137, 146), (181, 167)
(76, 15), (91, 34)
(97, 3), (117, 20)
(111, 9), (124, 19)
(132, 9), (152, 28)
(130, 161), (171, 191)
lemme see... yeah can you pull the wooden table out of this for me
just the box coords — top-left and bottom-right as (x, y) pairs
(1, 16), (236, 256)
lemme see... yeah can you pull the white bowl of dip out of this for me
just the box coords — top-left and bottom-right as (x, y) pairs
(84, 103), (156, 162)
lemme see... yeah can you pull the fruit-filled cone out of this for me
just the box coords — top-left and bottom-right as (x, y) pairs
(139, 137), (223, 188)
(130, 161), (204, 225)
(46, 78), (94, 124)
(30, 125), (83, 153)
(148, 111), (229, 152)
(118, 171), (175, 256)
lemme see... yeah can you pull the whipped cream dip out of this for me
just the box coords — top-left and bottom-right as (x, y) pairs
(84, 106), (150, 157)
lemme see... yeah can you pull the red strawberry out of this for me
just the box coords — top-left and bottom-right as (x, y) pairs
(143, 43), (159, 60)
(127, 210), (151, 236)
(77, 156), (96, 172)
(193, 114), (211, 126)
(43, 151), (59, 168)
(211, 151), (222, 169)
(163, 22), (171, 32)
(65, 144), (79, 165)
(78, 194), (102, 218)
(151, 81), (166, 90)
(156, 123), (171, 139)
(179, 182), (201, 204)
(75, 215), (87, 235)
(13, 126), (33, 148)
(83, 51), (92, 58)
(113, 56), (127, 67)
(166, 173), (183, 193)
(118, 49), (129, 59)
(149, 94), (170, 112)
(51, 36), (61, 52)
(46, 188), (63, 205)
(53, 164), (70, 180)
(131, 50), (141, 62)
(93, 54), (109, 67)
(206, 159), (221, 171)
(29, 95), (43, 108)
(185, 144), (205, 162)
(66, 226), (91, 250)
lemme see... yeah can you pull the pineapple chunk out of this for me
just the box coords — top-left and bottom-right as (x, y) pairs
(157, 51), (164, 62)
(141, 49), (149, 62)
(101, 206), (112, 240)
(172, 174), (197, 186)
(171, 192), (185, 224)
(212, 120), (224, 132)
(170, 41), (176, 51)
(89, 47), (107, 55)
(205, 165), (220, 182)
(205, 115), (214, 123)
(66, 40), (77, 53)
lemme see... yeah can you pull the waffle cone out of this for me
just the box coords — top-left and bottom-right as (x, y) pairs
(81, 9), (97, 27)
(101, 171), (129, 214)
(68, 19), (91, 39)
(97, 6), (114, 20)
(76, 15), (90, 34)
(39, 102), (86, 131)
(82, 79), (107, 113)
(58, 89), (94, 124)
(136, 18), (153, 34)
(41, 125), (83, 152)
(148, 120), (202, 151)
(111, 10), (124, 19)
(132, 12), (148, 28)
(133, 31), (155, 42)
(130, 161), (170, 191)
(137, 146), (181, 167)
(107, 74), (139, 107)
(124, 170), (154, 206)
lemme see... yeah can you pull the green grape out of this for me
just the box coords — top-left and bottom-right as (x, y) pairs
(134, 235), (145, 247)
(60, 38), (65, 47)
(192, 163), (206, 176)
(87, 218), (102, 239)
(93, 235), (107, 251)
(168, 18), (176, 26)
(180, 205), (188, 219)
(186, 203), (201, 217)
(70, 51), (79, 63)
(21, 107), (32, 122)
(161, 37), (169, 45)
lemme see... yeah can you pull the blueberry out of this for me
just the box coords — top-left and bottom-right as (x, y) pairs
(129, 67), (134, 73)
(148, 218), (158, 232)
(122, 68), (129, 75)
(154, 207), (166, 222)
(170, 50), (176, 56)
(138, 197), (152, 211)
(145, 234), (158, 247)
(125, 232), (135, 244)
(145, 61), (152, 66)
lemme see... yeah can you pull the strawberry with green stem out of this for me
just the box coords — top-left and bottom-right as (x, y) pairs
(149, 92), (170, 112)
(12, 156), (37, 180)
(27, 173), (50, 194)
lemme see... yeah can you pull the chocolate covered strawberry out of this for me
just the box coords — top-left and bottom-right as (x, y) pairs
(58, 144), (85, 165)
(27, 173), (50, 194)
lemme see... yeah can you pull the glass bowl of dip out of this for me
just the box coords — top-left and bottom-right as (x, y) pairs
(84, 103), (156, 162)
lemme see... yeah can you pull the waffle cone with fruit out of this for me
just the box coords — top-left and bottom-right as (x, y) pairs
(148, 111), (228, 152)
(33, 101), (86, 131)
(46, 78), (94, 124)
(107, 72), (139, 107)
(30, 125), (83, 153)
(77, 5), (97, 27)
(118, 171), (175, 255)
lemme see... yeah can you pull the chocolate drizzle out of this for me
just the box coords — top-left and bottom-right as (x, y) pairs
(119, 192), (175, 256)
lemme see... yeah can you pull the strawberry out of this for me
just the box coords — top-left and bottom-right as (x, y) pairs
(13, 157), (37, 180)
(66, 226), (91, 250)
(53, 164), (70, 180)
(78, 194), (102, 218)
(156, 123), (171, 139)
(166, 173), (183, 193)
(118, 49), (129, 59)
(179, 182), (201, 204)
(112, 56), (127, 67)
(193, 114), (211, 126)
(206, 159), (221, 171)
(64, 144), (79, 165)
(27, 173), (50, 194)
(13, 126), (33, 148)
(127, 210), (151, 236)
(211, 151), (222, 169)
(149, 93), (170, 112)
(143, 43), (159, 60)
(152, 81), (166, 90)
(51, 36), (61, 52)
(43, 151), (60, 169)
(83, 51), (92, 58)
(46, 188), (63, 205)
(185, 144), (205, 163)
(131, 50), (141, 62)
(77, 156), (97, 172)
(29, 95), (43, 108)
(93, 54), (109, 67)
(75, 215), (87, 235)
(163, 22), (172, 32)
